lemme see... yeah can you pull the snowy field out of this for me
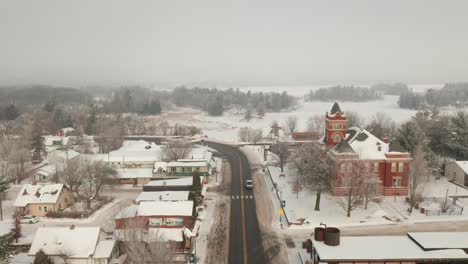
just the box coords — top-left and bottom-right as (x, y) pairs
(172, 87), (462, 143)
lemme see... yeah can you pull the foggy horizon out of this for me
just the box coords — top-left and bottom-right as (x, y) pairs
(1, 0), (468, 87)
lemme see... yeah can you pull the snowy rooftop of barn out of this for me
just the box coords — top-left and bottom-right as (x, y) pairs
(116, 167), (153, 179)
(314, 235), (468, 261)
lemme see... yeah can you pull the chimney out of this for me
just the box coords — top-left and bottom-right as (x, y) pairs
(70, 225), (75, 230)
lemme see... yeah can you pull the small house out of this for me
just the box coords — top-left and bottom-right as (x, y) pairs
(445, 161), (468, 187)
(28, 226), (121, 264)
(14, 184), (73, 217)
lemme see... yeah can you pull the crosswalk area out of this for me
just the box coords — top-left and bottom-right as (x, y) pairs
(231, 195), (254, 200)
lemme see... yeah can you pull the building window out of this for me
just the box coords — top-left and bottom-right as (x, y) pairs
(392, 177), (401, 187)
(44, 206), (48, 212)
(398, 162), (404, 172)
(171, 167), (176, 172)
(391, 162), (397, 172)
(39, 206), (41, 211)
(374, 163), (379, 173)
(340, 163), (345, 173)
(187, 167), (192, 172)
(42, 175), (47, 181)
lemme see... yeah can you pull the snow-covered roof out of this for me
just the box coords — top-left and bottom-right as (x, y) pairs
(93, 240), (117, 259)
(44, 136), (65, 146)
(116, 168), (153, 179)
(36, 164), (60, 175)
(455, 161), (468, 174)
(29, 227), (103, 258)
(14, 184), (66, 207)
(408, 232), (468, 250)
(187, 146), (213, 161)
(167, 161), (208, 167)
(336, 128), (390, 160)
(314, 235), (468, 261)
(107, 140), (162, 163)
(48, 149), (81, 162)
(59, 127), (75, 134)
(145, 178), (193, 187)
(116, 201), (194, 218)
(135, 191), (189, 202)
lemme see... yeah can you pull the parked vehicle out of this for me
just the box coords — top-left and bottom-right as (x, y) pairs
(20, 215), (39, 224)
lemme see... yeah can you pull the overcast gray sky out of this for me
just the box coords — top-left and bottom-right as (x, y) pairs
(0, 0), (467, 87)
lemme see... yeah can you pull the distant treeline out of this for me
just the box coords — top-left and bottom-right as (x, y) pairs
(0, 85), (296, 118)
(0, 85), (91, 106)
(97, 86), (296, 116)
(399, 83), (468, 109)
(306, 85), (382, 102)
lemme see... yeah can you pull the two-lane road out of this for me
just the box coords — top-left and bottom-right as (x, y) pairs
(208, 142), (267, 264)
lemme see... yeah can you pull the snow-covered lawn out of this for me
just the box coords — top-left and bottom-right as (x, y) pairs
(265, 165), (468, 229)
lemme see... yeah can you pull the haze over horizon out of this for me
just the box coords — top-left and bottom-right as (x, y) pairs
(1, 0), (467, 87)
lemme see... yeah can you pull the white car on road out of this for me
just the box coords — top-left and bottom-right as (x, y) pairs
(20, 215), (39, 224)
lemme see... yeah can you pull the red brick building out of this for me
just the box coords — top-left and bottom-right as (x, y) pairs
(321, 103), (411, 196)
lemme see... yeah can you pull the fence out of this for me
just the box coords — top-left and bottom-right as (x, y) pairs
(419, 196), (464, 217)
(265, 167), (290, 226)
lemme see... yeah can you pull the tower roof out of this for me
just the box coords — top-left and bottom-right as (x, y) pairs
(330, 102), (342, 114)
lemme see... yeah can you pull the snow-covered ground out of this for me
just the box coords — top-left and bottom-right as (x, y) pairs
(263, 164), (468, 229)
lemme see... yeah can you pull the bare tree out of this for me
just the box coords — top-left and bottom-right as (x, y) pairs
(270, 142), (290, 172)
(162, 141), (192, 161)
(74, 160), (116, 210)
(290, 144), (331, 211)
(269, 120), (281, 139)
(238, 127), (262, 143)
(116, 217), (171, 263)
(367, 112), (397, 139)
(284, 116), (298, 135)
(62, 159), (82, 193)
(10, 144), (30, 184)
(346, 111), (365, 128)
(337, 159), (378, 217)
(408, 145), (428, 213)
(307, 114), (325, 136)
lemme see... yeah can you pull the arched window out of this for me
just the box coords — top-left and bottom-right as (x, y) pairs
(333, 133), (342, 143)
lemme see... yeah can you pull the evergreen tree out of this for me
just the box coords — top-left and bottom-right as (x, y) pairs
(0, 233), (12, 262)
(85, 104), (97, 135)
(190, 171), (202, 208)
(4, 104), (20, 120)
(34, 249), (52, 264)
(31, 120), (45, 162)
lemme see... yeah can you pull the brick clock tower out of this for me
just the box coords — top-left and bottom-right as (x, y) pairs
(325, 102), (347, 146)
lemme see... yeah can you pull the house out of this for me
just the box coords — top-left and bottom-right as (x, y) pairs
(153, 145), (214, 177)
(56, 127), (75, 137)
(115, 201), (195, 250)
(115, 167), (154, 185)
(105, 140), (163, 168)
(154, 160), (210, 177)
(292, 131), (320, 141)
(14, 184), (73, 217)
(34, 164), (63, 183)
(319, 103), (411, 196)
(445, 161), (468, 187)
(135, 191), (190, 203)
(311, 228), (468, 263)
(115, 201), (194, 229)
(28, 226), (121, 264)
